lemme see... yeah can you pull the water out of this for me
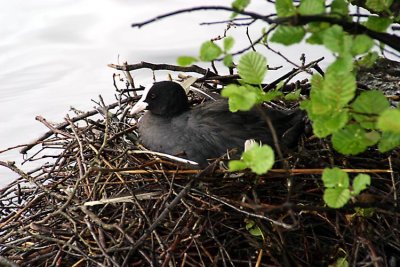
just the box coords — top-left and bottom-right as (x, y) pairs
(0, 0), (331, 187)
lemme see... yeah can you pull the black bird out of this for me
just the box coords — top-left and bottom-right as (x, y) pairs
(131, 81), (304, 167)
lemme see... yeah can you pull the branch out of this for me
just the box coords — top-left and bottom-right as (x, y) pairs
(281, 15), (400, 53)
(108, 61), (217, 77)
(131, 6), (273, 28)
(20, 96), (138, 154)
(131, 5), (400, 53)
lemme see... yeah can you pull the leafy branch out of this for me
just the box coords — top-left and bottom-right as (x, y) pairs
(130, 0), (400, 211)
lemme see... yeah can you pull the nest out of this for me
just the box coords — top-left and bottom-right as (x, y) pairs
(0, 76), (399, 267)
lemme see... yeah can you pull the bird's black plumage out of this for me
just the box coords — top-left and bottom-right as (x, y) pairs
(132, 81), (304, 167)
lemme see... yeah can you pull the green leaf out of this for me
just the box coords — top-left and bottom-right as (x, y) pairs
(223, 36), (235, 52)
(352, 90), (390, 129)
(304, 95), (333, 117)
(377, 109), (400, 133)
(366, 0), (393, 12)
(312, 110), (349, 138)
(221, 84), (259, 112)
(223, 54), (234, 67)
(352, 174), (371, 195)
(306, 22), (330, 44)
(245, 219), (264, 237)
(199, 41), (222, 61)
(378, 132), (400, 152)
(275, 0), (296, 17)
(342, 36), (353, 54)
(364, 131), (381, 146)
(270, 26), (306, 45)
(355, 207), (375, 217)
(331, 0), (349, 15)
(248, 226), (263, 237)
(228, 160), (248, 172)
(229, 144), (275, 175)
(299, 0), (325, 15)
(260, 89), (283, 102)
(324, 71), (356, 108)
(322, 168), (350, 188)
(177, 56), (198, 66)
(332, 257), (349, 267)
(311, 73), (324, 91)
(332, 124), (372, 155)
(306, 32), (324, 44)
(352, 90), (389, 115)
(241, 145), (275, 175)
(323, 25), (353, 55)
(351, 35), (374, 56)
(284, 89), (301, 101)
(324, 187), (351, 208)
(364, 16), (393, 32)
(232, 0), (250, 11)
(261, 27), (269, 43)
(326, 55), (354, 75)
(237, 51), (267, 84)
(245, 218), (255, 229)
(302, 75), (335, 117)
(356, 52), (379, 68)
(323, 25), (345, 53)
(322, 168), (354, 208)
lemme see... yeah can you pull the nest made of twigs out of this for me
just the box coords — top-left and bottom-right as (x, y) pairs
(0, 76), (399, 267)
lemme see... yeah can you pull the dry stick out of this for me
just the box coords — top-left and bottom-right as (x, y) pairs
(36, 116), (75, 139)
(65, 115), (87, 174)
(84, 217), (121, 267)
(197, 74), (239, 83)
(80, 206), (135, 245)
(131, 195), (167, 255)
(254, 105), (292, 197)
(263, 57), (324, 91)
(25, 232), (105, 267)
(0, 161), (69, 229)
(87, 142), (127, 188)
(20, 96), (138, 154)
(200, 16), (256, 26)
(123, 61), (136, 93)
(96, 95), (111, 157)
(265, 43), (300, 68)
(0, 256), (19, 267)
(108, 61), (217, 77)
(246, 27), (256, 52)
(388, 156), (398, 227)
(108, 125), (137, 142)
(122, 162), (218, 265)
(0, 192), (45, 230)
(205, 219), (235, 266)
(91, 167), (393, 175)
(110, 61), (305, 97)
(256, 249), (263, 267)
(186, 186), (293, 229)
(0, 142), (42, 154)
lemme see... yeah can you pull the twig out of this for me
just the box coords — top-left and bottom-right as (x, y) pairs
(187, 186), (294, 229)
(131, 6), (274, 28)
(108, 61), (217, 77)
(20, 95), (137, 154)
(123, 161), (219, 264)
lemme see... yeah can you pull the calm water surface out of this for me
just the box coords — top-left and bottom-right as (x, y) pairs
(0, 0), (331, 186)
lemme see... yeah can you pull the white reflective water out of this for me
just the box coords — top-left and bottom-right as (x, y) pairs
(0, 0), (331, 186)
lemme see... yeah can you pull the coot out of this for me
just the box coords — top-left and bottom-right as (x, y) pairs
(131, 81), (304, 167)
